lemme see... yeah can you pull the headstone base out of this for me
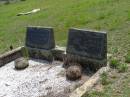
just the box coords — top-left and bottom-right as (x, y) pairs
(27, 47), (53, 62)
(65, 54), (107, 71)
(51, 46), (66, 61)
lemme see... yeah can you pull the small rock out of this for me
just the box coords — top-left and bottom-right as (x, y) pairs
(66, 64), (82, 81)
(5, 84), (10, 86)
(15, 58), (29, 70)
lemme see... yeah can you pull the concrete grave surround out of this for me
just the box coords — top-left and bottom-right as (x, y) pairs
(0, 26), (109, 97)
(0, 46), (110, 97)
(0, 47), (22, 67)
(67, 28), (107, 65)
(26, 26), (55, 50)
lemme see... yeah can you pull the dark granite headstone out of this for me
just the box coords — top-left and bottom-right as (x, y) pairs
(26, 26), (55, 50)
(67, 28), (107, 63)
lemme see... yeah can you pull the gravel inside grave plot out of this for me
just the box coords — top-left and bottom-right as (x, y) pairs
(0, 59), (90, 97)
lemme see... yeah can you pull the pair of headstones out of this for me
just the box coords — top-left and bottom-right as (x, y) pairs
(25, 26), (107, 69)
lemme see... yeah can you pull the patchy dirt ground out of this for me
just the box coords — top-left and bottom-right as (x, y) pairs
(83, 64), (130, 97)
(0, 59), (90, 97)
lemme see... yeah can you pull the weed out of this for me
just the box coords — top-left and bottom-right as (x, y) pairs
(100, 72), (109, 85)
(125, 51), (130, 63)
(125, 55), (130, 63)
(82, 91), (104, 97)
(118, 63), (128, 72)
(110, 58), (119, 69)
(112, 48), (118, 54)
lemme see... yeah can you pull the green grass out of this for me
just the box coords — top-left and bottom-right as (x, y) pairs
(100, 71), (109, 85)
(82, 67), (130, 97)
(118, 63), (128, 72)
(0, 0), (130, 57)
(110, 58), (120, 69)
(125, 51), (130, 63)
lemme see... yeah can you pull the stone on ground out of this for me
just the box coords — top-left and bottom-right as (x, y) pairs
(15, 57), (29, 70)
(66, 64), (82, 81)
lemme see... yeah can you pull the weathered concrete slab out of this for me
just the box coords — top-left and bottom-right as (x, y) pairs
(0, 59), (90, 97)
(26, 26), (55, 50)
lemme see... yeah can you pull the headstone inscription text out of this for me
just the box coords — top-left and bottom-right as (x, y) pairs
(26, 26), (55, 50)
(67, 28), (107, 60)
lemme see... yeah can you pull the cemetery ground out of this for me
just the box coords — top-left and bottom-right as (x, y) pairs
(82, 64), (130, 97)
(0, 0), (130, 97)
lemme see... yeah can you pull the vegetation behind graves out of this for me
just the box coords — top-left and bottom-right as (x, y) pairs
(0, 0), (130, 60)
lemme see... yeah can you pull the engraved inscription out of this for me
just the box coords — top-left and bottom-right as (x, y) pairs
(26, 27), (55, 50)
(67, 29), (107, 60)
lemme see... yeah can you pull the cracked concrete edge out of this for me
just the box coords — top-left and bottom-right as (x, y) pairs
(69, 65), (110, 97)
(0, 46), (24, 66)
(0, 46), (24, 58)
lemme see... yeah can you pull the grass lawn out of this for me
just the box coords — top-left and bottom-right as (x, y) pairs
(0, 0), (130, 58)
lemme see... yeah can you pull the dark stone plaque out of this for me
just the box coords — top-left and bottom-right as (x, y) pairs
(67, 28), (107, 60)
(25, 26), (55, 50)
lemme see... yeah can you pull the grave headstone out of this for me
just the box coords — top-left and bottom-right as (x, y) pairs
(25, 26), (55, 61)
(26, 26), (55, 50)
(66, 28), (107, 69)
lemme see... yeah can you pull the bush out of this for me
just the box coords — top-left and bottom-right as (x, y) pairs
(110, 58), (119, 69)
(100, 72), (109, 85)
(118, 63), (128, 72)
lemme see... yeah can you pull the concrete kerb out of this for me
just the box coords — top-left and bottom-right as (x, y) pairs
(69, 65), (110, 97)
(0, 46), (24, 66)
